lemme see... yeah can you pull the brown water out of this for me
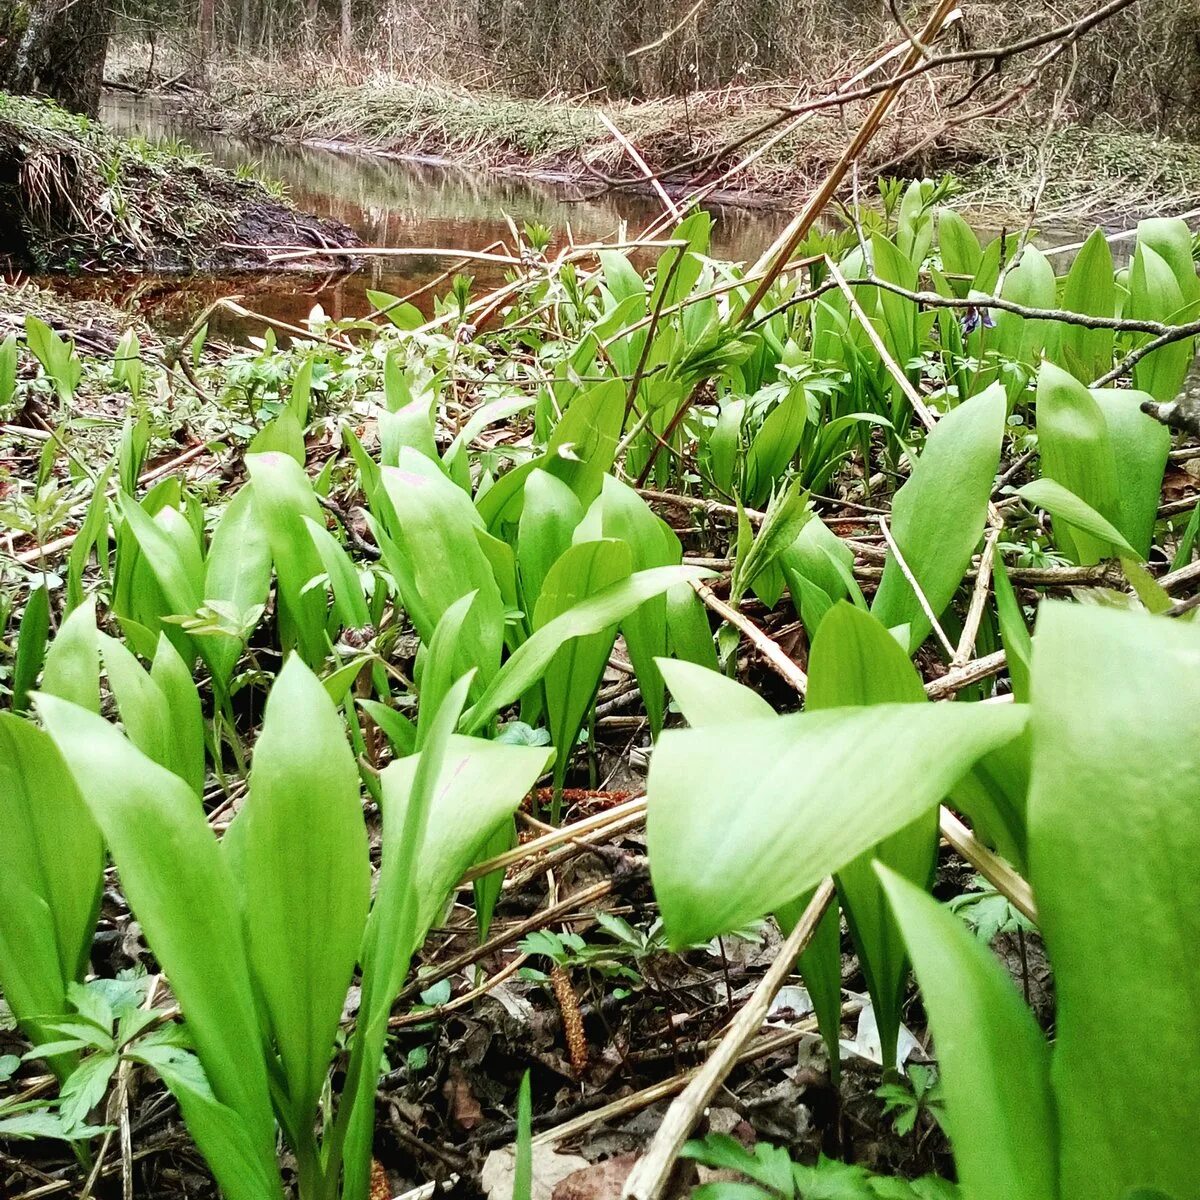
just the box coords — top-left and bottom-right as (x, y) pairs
(43, 95), (794, 340)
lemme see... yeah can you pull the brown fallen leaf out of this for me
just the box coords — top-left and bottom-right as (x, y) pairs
(443, 1065), (484, 1131)
(551, 1152), (640, 1200)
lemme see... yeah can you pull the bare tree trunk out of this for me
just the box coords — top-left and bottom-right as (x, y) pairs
(198, 0), (216, 60)
(0, 0), (114, 117)
(340, 0), (352, 53)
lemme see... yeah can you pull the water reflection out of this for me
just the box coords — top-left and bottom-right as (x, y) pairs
(42, 95), (791, 338)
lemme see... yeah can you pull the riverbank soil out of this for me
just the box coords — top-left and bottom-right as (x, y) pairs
(0, 91), (361, 273)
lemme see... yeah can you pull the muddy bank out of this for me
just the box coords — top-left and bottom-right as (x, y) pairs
(0, 91), (361, 273)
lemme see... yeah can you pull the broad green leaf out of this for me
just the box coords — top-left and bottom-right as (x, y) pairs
(150, 634), (205, 796)
(462, 566), (710, 733)
(665, 582), (718, 671)
(878, 867), (1056, 1200)
(303, 515), (372, 631)
(0, 715), (102, 1061)
(1129, 243), (1190, 404)
(241, 656), (370, 1128)
(658, 658), (845, 1080)
(40, 598), (100, 714)
(36, 696), (277, 1158)
(993, 246), (1055, 370)
(1135, 218), (1200, 308)
(379, 733), (552, 950)
(358, 699), (417, 757)
(1090, 388), (1170, 560)
(658, 657), (774, 726)
(376, 449), (506, 687)
(535, 539), (632, 804)
(938, 210), (982, 296)
(518, 470), (584, 623)
(245, 453), (329, 667)
(730, 480), (812, 606)
(247, 410), (305, 464)
(1029, 604), (1200, 1199)
(873, 385), (1006, 652)
(1034, 363), (1121, 565)
(586, 475), (681, 735)
(203, 483), (273, 693)
(1016, 479), (1137, 562)
(648, 702), (1028, 947)
(116, 494), (203, 619)
(808, 603), (933, 1075)
(99, 633), (173, 781)
(148, 1052), (285, 1200)
(12, 585), (49, 714)
(1046, 229), (1115, 381)
(343, 674), (474, 1200)
(416, 592), (479, 748)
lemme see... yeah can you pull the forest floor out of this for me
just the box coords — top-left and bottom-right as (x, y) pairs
(143, 59), (1200, 226)
(0, 92), (361, 274)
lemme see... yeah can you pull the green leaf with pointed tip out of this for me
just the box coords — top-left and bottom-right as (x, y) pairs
(657, 658), (844, 1079)
(302, 515), (371, 631)
(518, 470), (584, 625)
(35, 696), (277, 1163)
(877, 866), (1056, 1200)
(202, 483), (272, 694)
(247, 410), (306, 464)
(40, 598), (100, 714)
(0, 714), (102, 1067)
(535, 539), (632, 797)
(245, 453), (330, 667)
(993, 245), (1055, 370)
(665, 582), (717, 671)
(1016, 478), (1137, 562)
(1034, 363), (1121, 566)
(462, 566), (710, 733)
(1129, 242), (1191, 404)
(938, 211), (982, 296)
(586, 475), (681, 735)
(12, 585), (49, 715)
(647, 702), (1028, 947)
(375, 450), (505, 688)
(343, 673), (475, 1200)
(1029, 603), (1200, 1199)
(416, 592), (480, 749)
(149, 635), (205, 797)
(149, 1052), (285, 1200)
(1089, 388), (1170, 560)
(1047, 230), (1115, 382)
(116, 494), (203, 619)
(99, 633), (174, 783)
(359, 699), (417, 757)
(657, 657), (774, 726)
(379, 733), (552, 951)
(241, 656), (370, 1130)
(808, 603), (932, 1076)
(873, 385), (1006, 652)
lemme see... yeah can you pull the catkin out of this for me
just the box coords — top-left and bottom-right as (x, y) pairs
(550, 962), (588, 1074)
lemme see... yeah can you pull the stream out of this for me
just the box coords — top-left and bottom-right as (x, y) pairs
(39, 94), (795, 341)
